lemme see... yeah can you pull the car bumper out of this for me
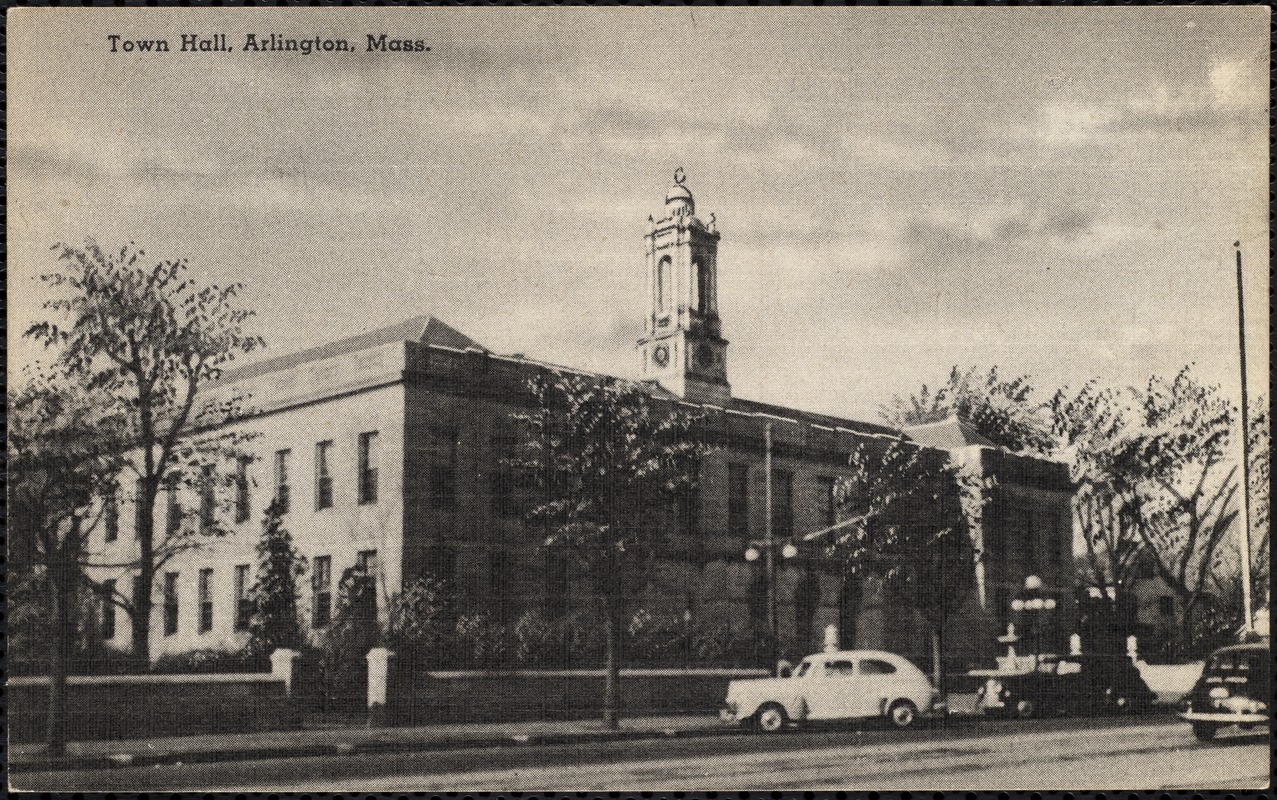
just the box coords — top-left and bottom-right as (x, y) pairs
(1178, 711), (1269, 724)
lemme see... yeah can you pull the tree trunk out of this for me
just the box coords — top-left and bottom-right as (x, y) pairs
(930, 627), (943, 694)
(131, 475), (157, 665)
(602, 594), (623, 730)
(1179, 596), (1197, 658)
(131, 567), (153, 665)
(46, 538), (78, 756)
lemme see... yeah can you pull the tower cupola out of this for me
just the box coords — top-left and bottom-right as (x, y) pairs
(636, 169), (731, 405)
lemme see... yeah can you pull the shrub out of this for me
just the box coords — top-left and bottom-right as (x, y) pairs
(316, 565), (379, 712)
(455, 612), (510, 670)
(150, 647), (267, 675)
(387, 575), (454, 670)
(514, 609), (603, 669)
(247, 499), (307, 656)
(626, 608), (690, 667)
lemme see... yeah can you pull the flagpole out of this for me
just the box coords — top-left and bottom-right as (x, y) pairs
(1234, 241), (1254, 634)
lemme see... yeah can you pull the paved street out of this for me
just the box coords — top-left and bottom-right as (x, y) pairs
(14, 716), (1265, 791)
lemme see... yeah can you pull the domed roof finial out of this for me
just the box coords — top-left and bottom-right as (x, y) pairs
(665, 167), (694, 216)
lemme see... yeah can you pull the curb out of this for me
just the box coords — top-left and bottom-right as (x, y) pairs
(10, 723), (748, 774)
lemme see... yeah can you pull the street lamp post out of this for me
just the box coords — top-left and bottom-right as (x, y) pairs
(745, 534), (798, 675)
(1010, 575), (1057, 670)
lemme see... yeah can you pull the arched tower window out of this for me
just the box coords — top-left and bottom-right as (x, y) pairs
(694, 261), (709, 314)
(657, 256), (673, 314)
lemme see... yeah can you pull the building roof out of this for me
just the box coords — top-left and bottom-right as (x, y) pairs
(216, 315), (486, 385)
(215, 314), (901, 439)
(726, 396), (900, 437)
(901, 416), (997, 449)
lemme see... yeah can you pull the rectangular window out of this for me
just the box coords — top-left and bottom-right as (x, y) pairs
(544, 549), (569, 618)
(356, 548), (379, 577)
(234, 564), (252, 631)
(315, 440), (334, 510)
(235, 457), (251, 523)
(429, 427), (457, 511)
(359, 432), (379, 504)
(165, 480), (182, 539)
(312, 555), (332, 627)
(771, 469), (794, 539)
(198, 568), (214, 633)
(163, 571), (180, 636)
(1158, 596), (1175, 616)
(102, 579), (116, 639)
(199, 468), (216, 533)
(104, 490), (119, 543)
(728, 464), (750, 541)
(425, 544), (457, 585)
(490, 550), (514, 624)
(274, 449), (291, 513)
(817, 476), (837, 528)
(491, 433), (520, 518)
(677, 458), (701, 535)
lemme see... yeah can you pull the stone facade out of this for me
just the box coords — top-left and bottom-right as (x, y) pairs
(85, 175), (1074, 670)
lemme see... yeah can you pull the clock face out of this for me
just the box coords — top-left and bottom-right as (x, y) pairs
(653, 344), (670, 367)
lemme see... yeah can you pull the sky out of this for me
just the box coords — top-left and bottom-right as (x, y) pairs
(8, 7), (1269, 424)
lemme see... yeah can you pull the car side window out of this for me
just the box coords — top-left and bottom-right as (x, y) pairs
(858, 659), (897, 675)
(824, 660), (856, 678)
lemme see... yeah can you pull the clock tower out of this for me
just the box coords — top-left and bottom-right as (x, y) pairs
(637, 169), (731, 405)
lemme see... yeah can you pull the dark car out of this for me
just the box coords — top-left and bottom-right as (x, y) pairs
(1178, 641), (1270, 741)
(976, 654), (1156, 718)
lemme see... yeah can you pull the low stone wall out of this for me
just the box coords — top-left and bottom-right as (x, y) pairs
(7, 673), (299, 744)
(387, 667), (768, 726)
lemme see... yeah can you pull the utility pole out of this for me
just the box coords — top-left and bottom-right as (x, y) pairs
(1234, 241), (1254, 634)
(764, 421), (778, 675)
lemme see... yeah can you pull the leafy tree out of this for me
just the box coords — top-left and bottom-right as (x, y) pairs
(1243, 397), (1270, 608)
(25, 240), (264, 662)
(827, 437), (984, 695)
(8, 372), (126, 754)
(247, 499), (306, 655)
(512, 371), (704, 729)
(881, 366), (1050, 452)
(1044, 379), (1146, 596)
(1111, 367), (1239, 654)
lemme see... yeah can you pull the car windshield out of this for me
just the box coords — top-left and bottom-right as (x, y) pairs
(1205, 651), (1263, 681)
(796, 661), (812, 678)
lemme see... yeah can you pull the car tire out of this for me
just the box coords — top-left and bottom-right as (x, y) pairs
(888, 699), (918, 729)
(1192, 721), (1218, 742)
(1015, 699), (1037, 719)
(753, 703), (788, 734)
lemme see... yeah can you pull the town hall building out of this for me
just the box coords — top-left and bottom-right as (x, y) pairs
(87, 173), (1075, 671)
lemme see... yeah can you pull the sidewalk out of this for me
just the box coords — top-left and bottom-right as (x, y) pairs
(9, 714), (735, 774)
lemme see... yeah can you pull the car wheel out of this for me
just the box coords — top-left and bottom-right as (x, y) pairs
(1192, 722), (1218, 742)
(754, 703), (788, 733)
(888, 699), (918, 729)
(1015, 699), (1037, 719)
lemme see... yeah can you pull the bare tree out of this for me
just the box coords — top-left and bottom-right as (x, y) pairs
(25, 240), (264, 662)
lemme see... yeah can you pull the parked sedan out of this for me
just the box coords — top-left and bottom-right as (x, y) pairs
(975, 654), (1156, 718)
(723, 650), (939, 732)
(1179, 641), (1269, 741)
